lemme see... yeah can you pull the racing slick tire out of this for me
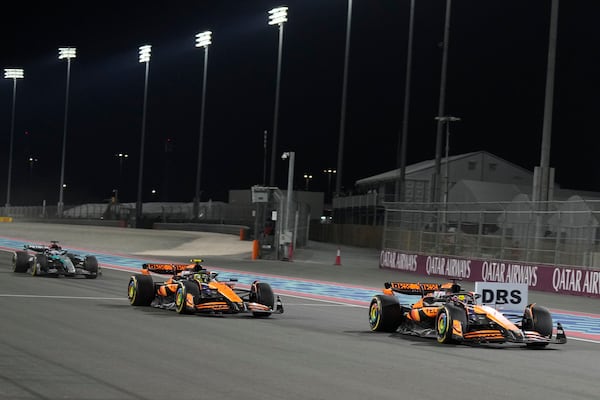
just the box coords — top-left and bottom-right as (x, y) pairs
(83, 256), (99, 279)
(522, 304), (553, 348)
(251, 282), (275, 318)
(12, 251), (30, 273)
(436, 305), (467, 344)
(369, 295), (402, 332)
(128, 274), (155, 306)
(33, 254), (48, 277)
(175, 281), (200, 314)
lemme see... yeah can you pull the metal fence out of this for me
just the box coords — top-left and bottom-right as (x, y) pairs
(0, 194), (312, 256)
(382, 200), (600, 268)
(333, 193), (384, 225)
(0, 201), (256, 225)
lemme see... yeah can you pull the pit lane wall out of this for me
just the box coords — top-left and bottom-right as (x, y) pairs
(379, 249), (600, 299)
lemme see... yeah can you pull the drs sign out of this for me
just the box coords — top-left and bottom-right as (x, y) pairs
(474, 282), (528, 312)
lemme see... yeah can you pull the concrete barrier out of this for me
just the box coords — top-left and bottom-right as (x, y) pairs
(15, 218), (125, 227)
(153, 222), (250, 237)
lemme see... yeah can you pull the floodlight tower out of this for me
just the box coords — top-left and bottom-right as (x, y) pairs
(4, 68), (24, 209)
(193, 30), (212, 220)
(57, 47), (76, 217)
(268, 6), (288, 187)
(136, 44), (151, 226)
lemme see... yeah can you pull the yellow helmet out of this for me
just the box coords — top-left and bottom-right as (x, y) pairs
(194, 272), (209, 284)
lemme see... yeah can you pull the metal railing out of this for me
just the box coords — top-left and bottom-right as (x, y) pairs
(0, 196), (312, 254)
(382, 200), (600, 268)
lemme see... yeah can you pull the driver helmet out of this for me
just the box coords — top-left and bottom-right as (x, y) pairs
(193, 271), (209, 284)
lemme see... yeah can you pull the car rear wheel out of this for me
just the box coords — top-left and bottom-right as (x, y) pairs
(175, 281), (200, 314)
(128, 274), (155, 306)
(251, 282), (274, 318)
(369, 295), (402, 332)
(13, 251), (30, 273)
(522, 304), (553, 348)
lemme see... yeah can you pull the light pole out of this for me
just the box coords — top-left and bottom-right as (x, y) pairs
(434, 116), (461, 206)
(136, 44), (151, 226)
(262, 130), (268, 185)
(335, 0), (353, 199)
(303, 174), (313, 191)
(281, 151), (295, 260)
(268, 6), (288, 187)
(57, 47), (76, 217)
(433, 0), (453, 205)
(116, 152), (128, 196)
(193, 30), (212, 220)
(28, 156), (38, 181)
(116, 152), (128, 177)
(395, 0), (416, 202)
(323, 168), (336, 202)
(536, 0), (559, 205)
(4, 68), (24, 209)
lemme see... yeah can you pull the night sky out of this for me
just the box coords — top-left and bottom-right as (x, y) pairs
(0, 1), (597, 206)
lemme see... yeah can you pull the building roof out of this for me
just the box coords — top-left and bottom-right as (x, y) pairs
(355, 150), (532, 187)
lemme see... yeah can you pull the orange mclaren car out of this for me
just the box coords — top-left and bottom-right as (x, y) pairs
(369, 281), (566, 347)
(128, 259), (283, 317)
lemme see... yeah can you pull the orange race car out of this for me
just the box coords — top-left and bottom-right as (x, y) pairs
(369, 281), (566, 347)
(128, 259), (283, 317)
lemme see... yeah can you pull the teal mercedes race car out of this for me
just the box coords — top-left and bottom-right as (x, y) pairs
(12, 241), (100, 279)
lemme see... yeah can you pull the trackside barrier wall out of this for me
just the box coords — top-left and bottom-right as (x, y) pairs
(379, 249), (600, 298)
(153, 222), (250, 237)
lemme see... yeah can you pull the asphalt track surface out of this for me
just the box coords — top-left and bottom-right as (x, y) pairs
(0, 222), (599, 400)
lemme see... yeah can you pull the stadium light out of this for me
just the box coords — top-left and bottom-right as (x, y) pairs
(136, 45), (151, 226)
(268, 6), (288, 25)
(3, 68), (24, 209)
(323, 168), (336, 203)
(268, 6), (288, 187)
(303, 174), (313, 191)
(57, 47), (76, 217)
(193, 31), (212, 220)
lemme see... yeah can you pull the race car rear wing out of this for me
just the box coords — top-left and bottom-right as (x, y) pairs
(142, 263), (192, 274)
(385, 282), (441, 295)
(384, 281), (461, 295)
(24, 244), (47, 252)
